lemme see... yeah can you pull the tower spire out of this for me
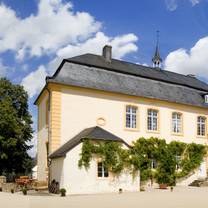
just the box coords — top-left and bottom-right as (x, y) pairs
(152, 30), (162, 68)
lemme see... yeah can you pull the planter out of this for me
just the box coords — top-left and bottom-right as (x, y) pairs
(159, 184), (167, 189)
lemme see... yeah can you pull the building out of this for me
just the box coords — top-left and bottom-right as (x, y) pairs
(35, 45), (208, 194)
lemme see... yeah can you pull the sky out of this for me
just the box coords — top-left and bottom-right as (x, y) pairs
(0, 0), (208, 157)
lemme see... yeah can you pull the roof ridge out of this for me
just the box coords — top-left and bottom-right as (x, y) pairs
(74, 53), (201, 81)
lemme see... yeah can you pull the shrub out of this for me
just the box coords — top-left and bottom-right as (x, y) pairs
(22, 188), (27, 195)
(60, 188), (66, 197)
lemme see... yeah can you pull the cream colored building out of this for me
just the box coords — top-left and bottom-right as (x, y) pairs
(35, 45), (208, 194)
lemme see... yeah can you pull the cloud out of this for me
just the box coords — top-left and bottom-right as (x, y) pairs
(190, 0), (201, 6)
(21, 65), (48, 98)
(57, 32), (138, 59)
(165, 0), (178, 11)
(0, 0), (101, 59)
(17, 1), (138, 98)
(164, 36), (208, 79)
(27, 132), (37, 158)
(165, 0), (202, 11)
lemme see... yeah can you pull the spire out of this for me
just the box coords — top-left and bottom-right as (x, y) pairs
(152, 30), (162, 68)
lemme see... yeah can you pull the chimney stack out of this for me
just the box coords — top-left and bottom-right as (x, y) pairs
(102, 45), (112, 62)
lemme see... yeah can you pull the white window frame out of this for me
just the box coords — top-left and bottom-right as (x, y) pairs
(151, 159), (157, 169)
(204, 95), (208, 103)
(97, 162), (109, 178)
(125, 106), (137, 129)
(197, 116), (206, 137)
(172, 112), (182, 134)
(147, 109), (159, 131)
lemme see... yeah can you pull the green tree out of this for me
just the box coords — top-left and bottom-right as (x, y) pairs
(0, 78), (33, 177)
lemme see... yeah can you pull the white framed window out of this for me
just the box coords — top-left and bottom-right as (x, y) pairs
(97, 162), (109, 178)
(151, 159), (157, 169)
(197, 116), (206, 136)
(204, 95), (208, 103)
(126, 106), (137, 129)
(147, 109), (158, 131)
(172, 112), (182, 134)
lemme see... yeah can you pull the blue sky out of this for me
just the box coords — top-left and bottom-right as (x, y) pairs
(0, 0), (208, 156)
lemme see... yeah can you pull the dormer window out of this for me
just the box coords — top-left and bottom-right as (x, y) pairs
(204, 94), (208, 104)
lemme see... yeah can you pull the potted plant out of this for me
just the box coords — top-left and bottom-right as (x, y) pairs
(119, 188), (123, 194)
(11, 189), (14, 194)
(0, 187), (2, 192)
(60, 188), (66, 197)
(22, 188), (27, 195)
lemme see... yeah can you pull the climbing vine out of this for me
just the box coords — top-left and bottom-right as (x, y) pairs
(78, 138), (207, 185)
(78, 139), (130, 174)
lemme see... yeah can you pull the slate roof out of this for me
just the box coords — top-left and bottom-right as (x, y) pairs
(49, 126), (129, 159)
(43, 53), (208, 108)
(65, 54), (208, 92)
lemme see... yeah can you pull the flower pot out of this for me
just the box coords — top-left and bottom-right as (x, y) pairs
(159, 184), (167, 189)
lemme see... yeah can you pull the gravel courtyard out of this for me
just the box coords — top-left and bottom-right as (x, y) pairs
(1, 186), (208, 208)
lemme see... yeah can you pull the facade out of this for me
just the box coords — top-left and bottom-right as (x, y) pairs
(35, 45), (208, 194)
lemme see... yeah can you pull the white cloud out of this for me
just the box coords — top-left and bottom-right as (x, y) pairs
(0, 0), (101, 59)
(190, 0), (201, 6)
(164, 36), (208, 78)
(165, 0), (178, 11)
(57, 32), (138, 59)
(18, 1), (138, 98)
(165, 0), (202, 11)
(21, 65), (48, 98)
(27, 132), (37, 158)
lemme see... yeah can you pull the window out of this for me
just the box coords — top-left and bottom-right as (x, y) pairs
(126, 106), (137, 129)
(204, 95), (208, 103)
(97, 162), (109, 178)
(151, 159), (157, 169)
(147, 109), (159, 131)
(197, 116), (206, 136)
(175, 155), (181, 170)
(172, 112), (182, 134)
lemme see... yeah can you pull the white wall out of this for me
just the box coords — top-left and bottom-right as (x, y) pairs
(51, 143), (140, 195)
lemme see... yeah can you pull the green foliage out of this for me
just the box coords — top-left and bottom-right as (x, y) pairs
(78, 137), (207, 185)
(22, 187), (27, 195)
(60, 188), (66, 197)
(0, 78), (33, 176)
(78, 139), (130, 175)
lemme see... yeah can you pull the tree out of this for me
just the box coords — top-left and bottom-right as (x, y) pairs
(0, 78), (33, 177)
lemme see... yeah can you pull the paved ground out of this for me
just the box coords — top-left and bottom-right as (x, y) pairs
(1, 186), (208, 208)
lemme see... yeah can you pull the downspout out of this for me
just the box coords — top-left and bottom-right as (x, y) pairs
(46, 85), (51, 188)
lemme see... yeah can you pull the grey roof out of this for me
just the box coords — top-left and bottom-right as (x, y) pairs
(64, 54), (208, 92)
(49, 126), (129, 159)
(45, 53), (208, 108)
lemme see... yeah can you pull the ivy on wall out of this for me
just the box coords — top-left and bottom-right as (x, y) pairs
(78, 139), (129, 174)
(78, 138), (207, 185)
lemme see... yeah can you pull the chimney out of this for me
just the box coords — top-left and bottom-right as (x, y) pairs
(102, 45), (112, 62)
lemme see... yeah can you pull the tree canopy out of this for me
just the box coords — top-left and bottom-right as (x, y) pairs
(0, 78), (33, 177)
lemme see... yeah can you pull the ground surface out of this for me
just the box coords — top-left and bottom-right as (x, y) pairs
(1, 186), (208, 208)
